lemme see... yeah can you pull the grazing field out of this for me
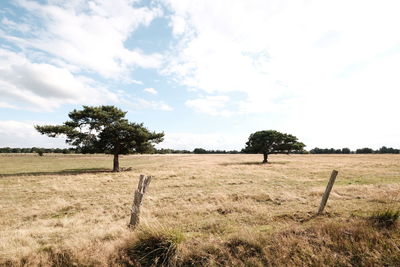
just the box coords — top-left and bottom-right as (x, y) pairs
(1, 153), (399, 266)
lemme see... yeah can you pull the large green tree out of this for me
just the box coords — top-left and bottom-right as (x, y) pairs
(243, 130), (305, 163)
(35, 106), (164, 172)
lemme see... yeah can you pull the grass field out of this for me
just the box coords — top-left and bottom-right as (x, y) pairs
(1, 153), (399, 266)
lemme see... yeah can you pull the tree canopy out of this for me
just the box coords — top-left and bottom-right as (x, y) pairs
(35, 105), (164, 171)
(243, 130), (305, 163)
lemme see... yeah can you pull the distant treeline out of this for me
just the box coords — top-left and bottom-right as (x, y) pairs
(0, 147), (242, 154)
(155, 148), (241, 154)
(1, 146), (399, 154)
(189, 147), (400, 154)
(309, 146), (400, 154)
(0, 147), (75, 154)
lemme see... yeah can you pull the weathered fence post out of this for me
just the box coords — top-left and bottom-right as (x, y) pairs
(129, 174), (152, 228)
(317, 170), (338, 215)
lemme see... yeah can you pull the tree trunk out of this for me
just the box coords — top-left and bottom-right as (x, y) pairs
(263, 153), (269, 164)
(113, 154), (120, 172)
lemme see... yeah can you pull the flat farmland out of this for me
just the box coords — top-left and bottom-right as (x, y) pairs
(1, 154), (399, 266)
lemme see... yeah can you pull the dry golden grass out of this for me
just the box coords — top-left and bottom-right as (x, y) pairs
(0, 153), (399, 266)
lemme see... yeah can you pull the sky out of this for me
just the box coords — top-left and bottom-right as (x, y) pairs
(0, 0), (399, 151)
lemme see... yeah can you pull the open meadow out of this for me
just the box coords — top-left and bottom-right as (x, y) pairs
(1, 153), (399, 266)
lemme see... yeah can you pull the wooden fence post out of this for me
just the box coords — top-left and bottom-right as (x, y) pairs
(317, 170), (338, 215)
(129, 174), (152, 228)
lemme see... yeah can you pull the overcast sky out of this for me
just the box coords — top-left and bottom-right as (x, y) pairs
(0, 0), (399, 150)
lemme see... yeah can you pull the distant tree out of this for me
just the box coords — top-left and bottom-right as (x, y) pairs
(310, 147), (352, 154)
(156, 148), (172, 154)
(341, 148), (351, 154)
(35, 105), (164, 172)
(378, 146), (400, 154)
(355, 147), (374, 154)
(0, 147), (11, 153)
(379, 146), (389, 153)
(243, 130), (305, 163)
(37, 149), (44, 156)
(309, 147), (321, 154)
(193, 148), (207, 154)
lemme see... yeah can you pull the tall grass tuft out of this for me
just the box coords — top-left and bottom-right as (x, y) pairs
(369, 208), (400, 228)
(42, 247), (75, 267)
(116, 228), (183, 267)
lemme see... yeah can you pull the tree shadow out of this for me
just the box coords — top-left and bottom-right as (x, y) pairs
(220, 161), (289, 166)
(0, 168), (112, 178)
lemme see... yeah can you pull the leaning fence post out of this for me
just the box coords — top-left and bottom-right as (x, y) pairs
(317, 170), (338, 215)
(129, 174), (152, 228)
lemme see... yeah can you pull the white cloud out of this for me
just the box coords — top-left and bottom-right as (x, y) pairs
(158, 132), (247, 150)
(6, 0), (163, 78)
(164, 0), (400, 103)
(0, 46), (173, 112)
(0, 49), (118, 110)
(128, 98), (173, 111)
(0, 102), (18, 109)
(1, 17), (31, 33)
(144, 87), (158, 94)
(185, 96), (232, 116)
(163, 0), (400, 148)
(0, 121), (67, 148)
(128, 79), (144, 85)
(170, 15), (186, 35)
